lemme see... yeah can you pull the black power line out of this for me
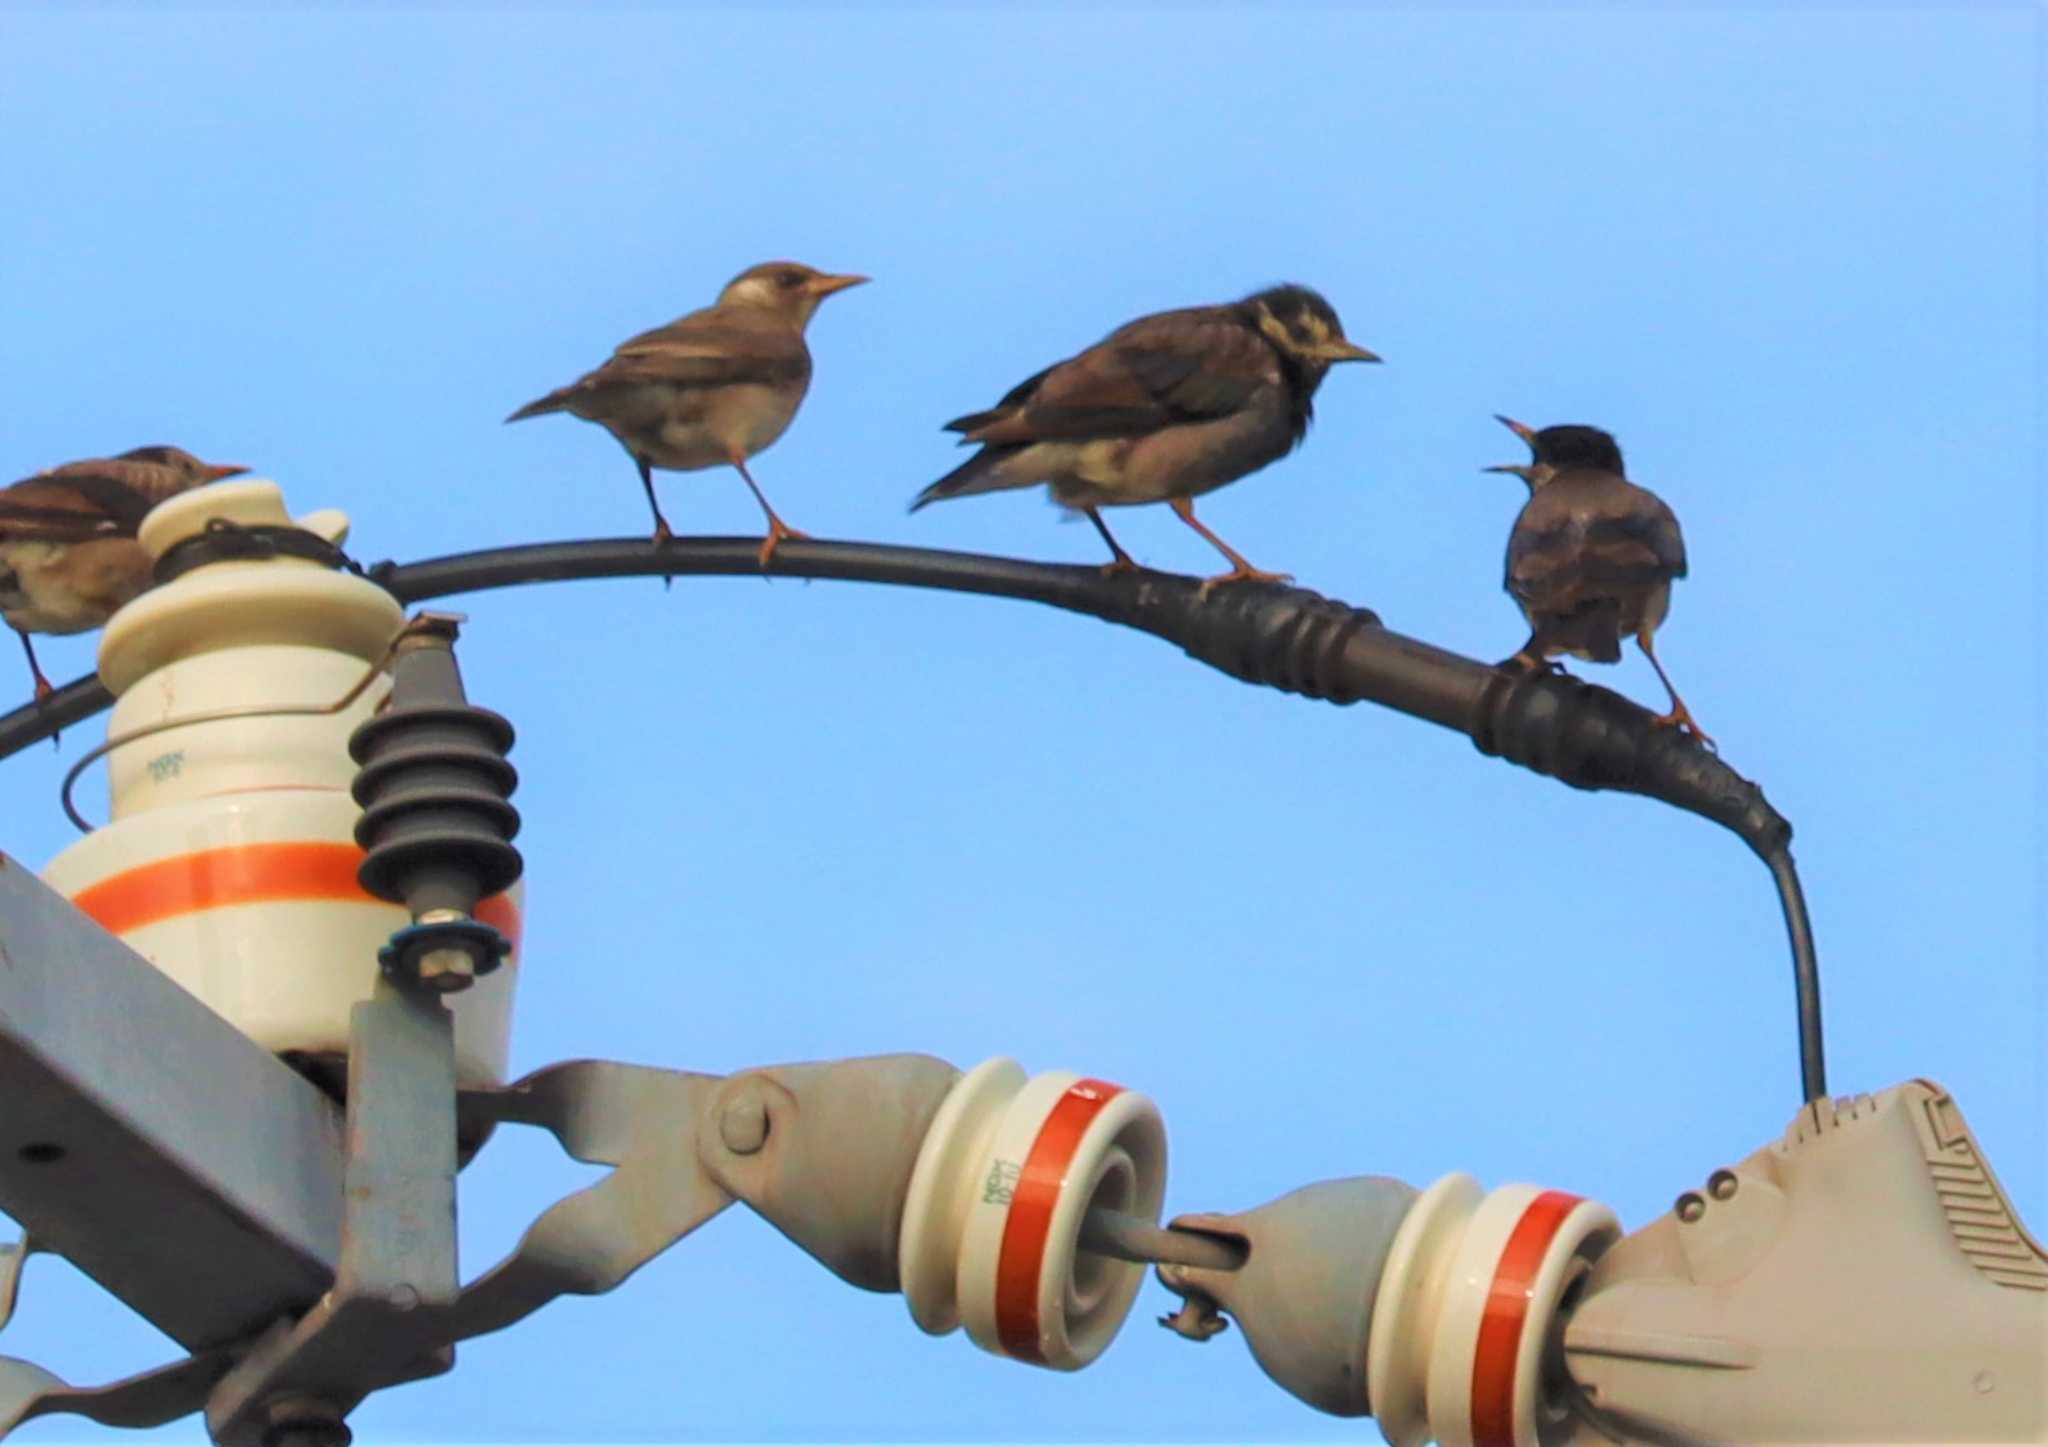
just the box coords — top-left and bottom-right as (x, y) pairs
(0, 534), (1826, 1102)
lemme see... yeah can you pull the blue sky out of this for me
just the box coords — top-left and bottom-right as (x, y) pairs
(0, 3), (2039, 1441)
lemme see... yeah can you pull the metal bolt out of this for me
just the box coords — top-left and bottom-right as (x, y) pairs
(388, 1282), (420, 1312)
(1707, 1168), (1739, 1201)
(1156, 1289), (1229, 1341)
(414, 908), (476, 994)
(719, 1090), (769, 1155)
(1675, 1191), (1707, 1223)
(262, 1396), (352, 1447)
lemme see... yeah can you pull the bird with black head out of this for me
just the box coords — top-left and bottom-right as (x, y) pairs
(1486, 416), (1711, 746)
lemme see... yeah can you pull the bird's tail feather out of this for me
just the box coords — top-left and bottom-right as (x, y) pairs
(909, 448), (1026, 512)
(505, 386), (577, 424)
(942, 408), (1008, 435)
(1534, 600), (1624, 664)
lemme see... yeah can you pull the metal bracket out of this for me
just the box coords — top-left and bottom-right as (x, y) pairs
(0, 1051), (729, 1444)
(202, 1043), (731, 1444)
(203, 975), (463, 1445)
(0, 1349), (241, 1441)
(0, 858), (346, 1348)
(0, 1235), (28, 1338)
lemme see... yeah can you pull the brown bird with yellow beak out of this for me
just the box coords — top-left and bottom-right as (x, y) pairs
(1486, 416), (1711, 746)
(912, 284), (1379, 587)
(507, 260), (868, 566)
(1, 446), (247, 700)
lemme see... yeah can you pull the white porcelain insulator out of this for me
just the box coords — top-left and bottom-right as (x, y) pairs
(40, 479), (522, 1088)
(897, 1056), (1167, 1371)
(1366, 1173), (1619, 1447)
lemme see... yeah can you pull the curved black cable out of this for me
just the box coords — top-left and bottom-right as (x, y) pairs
(0, 534), (1826, 1101)
(1768, 848), (1826, 1104)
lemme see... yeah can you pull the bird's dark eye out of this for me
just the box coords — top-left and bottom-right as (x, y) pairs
(781, 270), (807, 289)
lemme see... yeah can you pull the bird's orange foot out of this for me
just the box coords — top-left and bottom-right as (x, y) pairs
(1099, 555), (1141, 578)
(1497, 651), (1564, 676)
(32, 678), (54, 705)
(757, 521), (812, 570)
(1197, 565), (1294, 597)
(651, 520), (675, 545)
(1650, 706), (1717, 752)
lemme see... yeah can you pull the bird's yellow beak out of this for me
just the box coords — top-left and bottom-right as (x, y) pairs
(1320, 338), (1381, 363)
(805, 273), (870, 298)
(1493, 414), (1537, 444)
(205, 464), (250, 480)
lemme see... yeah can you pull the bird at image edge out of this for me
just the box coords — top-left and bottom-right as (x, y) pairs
(507, 260), (869, 568)
(912, 283), (1379, 588)
(0, 446), (247, 701)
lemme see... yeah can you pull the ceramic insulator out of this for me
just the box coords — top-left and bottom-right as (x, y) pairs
(40, 480), (522, 1087)
(898, 1056), (1167, 1371)
(1366, 1173), (1619, 1447)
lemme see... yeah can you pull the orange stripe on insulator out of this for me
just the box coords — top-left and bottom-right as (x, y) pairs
(1470, 1189), (1582, 1447)
(68, 841), (522, 954)
(992, 1078), (1121, 1363)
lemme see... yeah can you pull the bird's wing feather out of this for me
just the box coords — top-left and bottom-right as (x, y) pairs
(957, 310), (1277, 444)
(594, 313), (811, 390)
(1506, 474), (1687, 608)
(1634, 489), (1688, 578)
(0, 471), (153, 541)
(943, 364), (1057, 434)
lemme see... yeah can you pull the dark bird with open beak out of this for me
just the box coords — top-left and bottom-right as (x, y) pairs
(1485, 416), (1711, 746)
(507, 260), (869, 567)
(0, 446), (247, 700)
(911, 284), (1380, 587)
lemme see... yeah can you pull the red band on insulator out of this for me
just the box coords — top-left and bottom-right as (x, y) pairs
(69, 841), (522, 955)
(992, 1078), (1122, 1363)
(1470, 1189), (1582, 1447)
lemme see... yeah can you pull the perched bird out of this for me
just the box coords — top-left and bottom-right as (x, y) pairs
(506, 260), (869, 567)
(911, 284), (1379, 587)
(1485, 416), (1711, 746)
(0, 446), (247, 700)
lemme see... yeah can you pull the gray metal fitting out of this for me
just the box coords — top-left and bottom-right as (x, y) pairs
(1154, 1176), (1419, 1417)
(717, 1089), (770, 1155)
(412, 909), (477, 994)
(260, 1396), (352, 1447)
(697, 1054), (961, 1293)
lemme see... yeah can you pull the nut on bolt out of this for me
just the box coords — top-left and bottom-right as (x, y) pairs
(414, 907), (477, 993)
(261, 1396), (352, 1447)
